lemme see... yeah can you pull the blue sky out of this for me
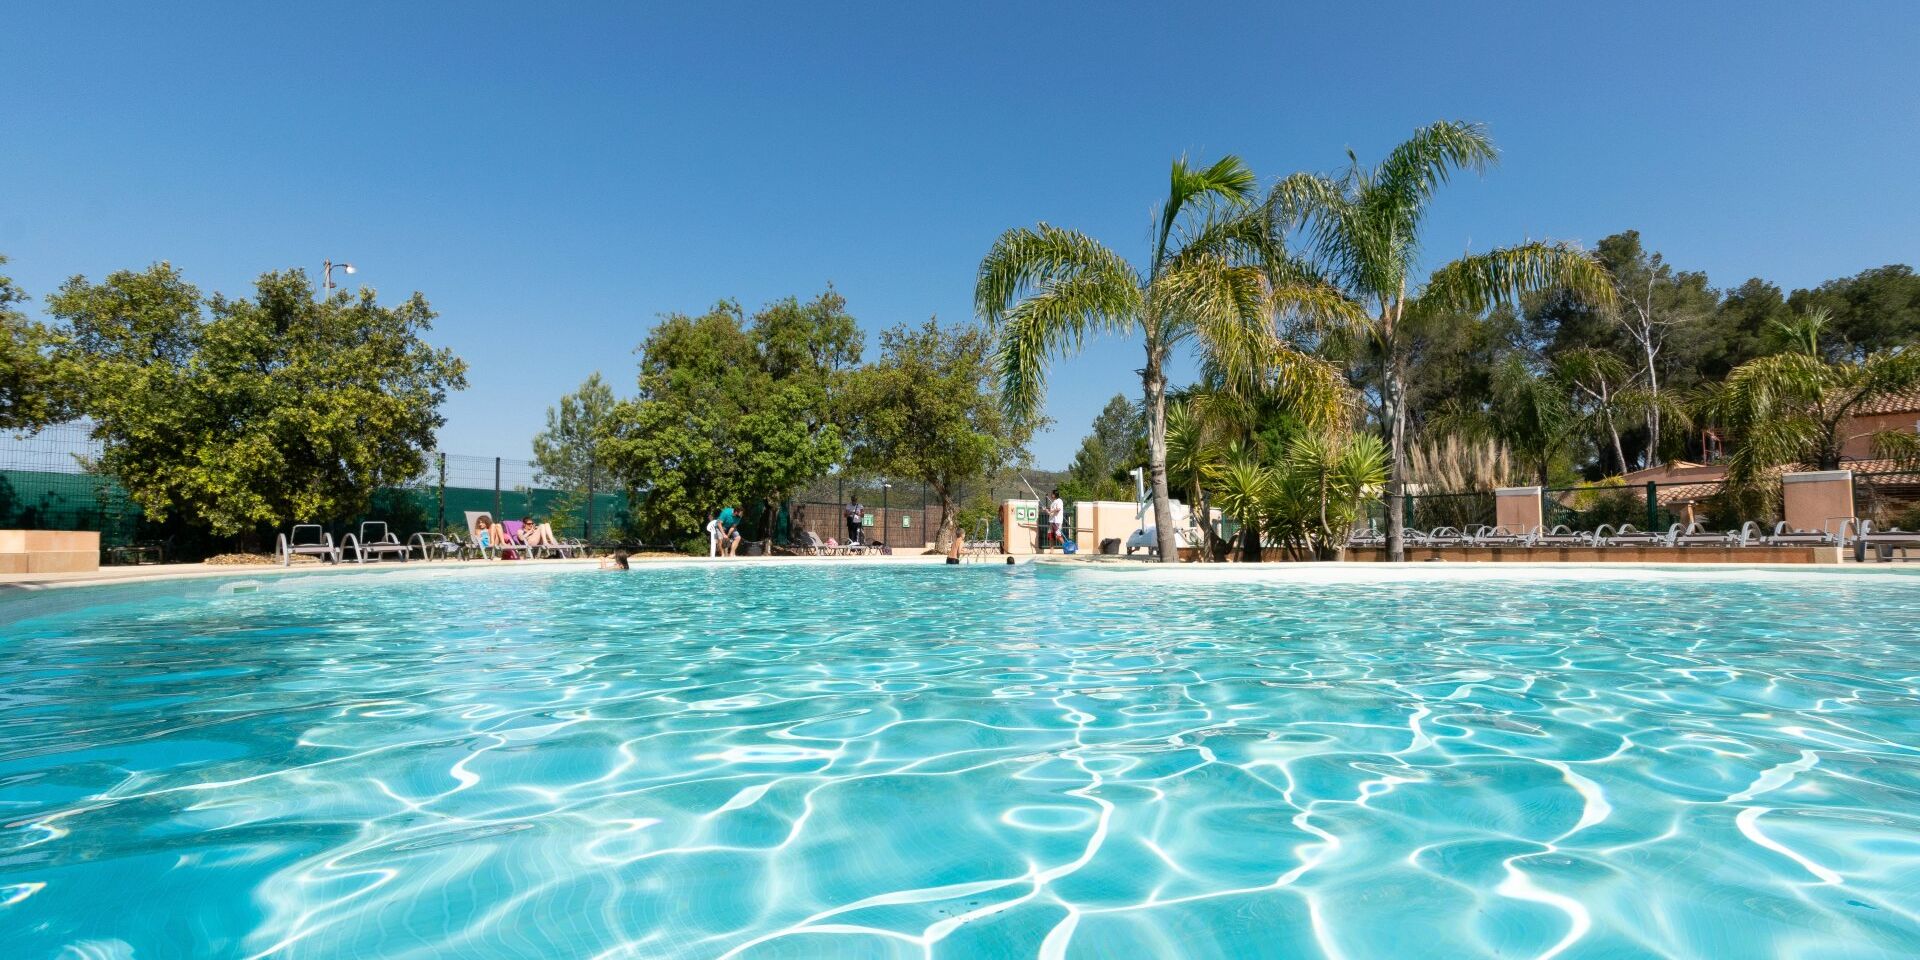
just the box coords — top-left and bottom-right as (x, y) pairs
(4, 2), (1916, 468)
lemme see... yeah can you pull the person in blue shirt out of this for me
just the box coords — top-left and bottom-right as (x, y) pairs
(716, 505), (742, 557)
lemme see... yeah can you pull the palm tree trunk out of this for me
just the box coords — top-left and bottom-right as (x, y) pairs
(1144, 356), (1178, 562)
(1193, 481), (1220, 562)
(1384, 358), (1409, 562)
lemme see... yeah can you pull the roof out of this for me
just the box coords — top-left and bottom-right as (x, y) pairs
(1653, 482), (1723, 506)
(1851, 389), (1920, 416)
(1619, 460), (1726, 484)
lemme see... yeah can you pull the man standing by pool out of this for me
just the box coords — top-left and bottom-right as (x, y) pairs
(1047, 489), (1065, 552)
(845, 497), (864, 546)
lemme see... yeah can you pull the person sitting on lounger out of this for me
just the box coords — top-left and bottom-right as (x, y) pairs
(474, 515), (495, 551)
(718, 506), (742, 557)
(519, 516), (561, 547)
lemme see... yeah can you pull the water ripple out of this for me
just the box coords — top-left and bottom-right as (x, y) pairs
(0, 564), (1917, 958)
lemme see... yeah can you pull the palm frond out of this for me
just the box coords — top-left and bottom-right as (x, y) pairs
(993, 272), (1144, 417)
(1871, 428), (1920, 469)
(1419, 241), (1616, 315)
(1156, 156), (1258, 270)
(975, 224), (1141, 325)
(1369, 120), (1496, 229)
(1269, 171), (1382, 305)
(1155, 257), (1272, 390)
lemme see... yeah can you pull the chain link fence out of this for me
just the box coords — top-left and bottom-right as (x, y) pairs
(1362, 479), (1736, 535)
(0, 424), (627, 559)
(1853, 470), (1920, 530)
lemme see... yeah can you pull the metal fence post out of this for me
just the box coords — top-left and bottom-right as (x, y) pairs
(1645, 481), (1658, 531)
(437, 452), (447, 531)
(585, 457), (595, 543)
(494, 457), (502, 520)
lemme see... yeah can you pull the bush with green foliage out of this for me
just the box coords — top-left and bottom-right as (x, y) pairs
(49, 264), (466, 541)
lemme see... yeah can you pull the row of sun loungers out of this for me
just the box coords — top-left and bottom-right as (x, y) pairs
(1350, 519), (1920, 554)
(277, 520), (586, 566)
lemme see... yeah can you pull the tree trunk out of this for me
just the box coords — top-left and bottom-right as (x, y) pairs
(1144, 357), (1178, 562)
(1384, 356), (1409, 562)
(1605, 410), (1628, 475)
(1644, 339), (1662, 467)
(1193, 481), (1221, 562)
(1239, 521), (1261, 563)
(932, 479), (957, 553)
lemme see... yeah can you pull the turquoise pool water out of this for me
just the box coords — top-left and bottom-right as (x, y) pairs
(2, 563), (1917, 958)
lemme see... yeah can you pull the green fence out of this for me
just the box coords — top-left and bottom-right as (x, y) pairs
(0, 424), (629, 557)
(1545, 483), (1676, 532)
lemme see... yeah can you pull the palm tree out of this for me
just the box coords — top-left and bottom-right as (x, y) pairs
(1699, 315), (1920, 484)
(1270, 433), (1389, 559)
(1272, 121), (1615, 560)
(1204, 444), (1272, 561)
(977, 156), (1350, 560)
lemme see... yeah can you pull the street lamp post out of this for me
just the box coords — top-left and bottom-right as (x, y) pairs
(321, 260), (357, 298)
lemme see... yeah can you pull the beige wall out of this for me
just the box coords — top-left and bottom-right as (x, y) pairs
(1495, 487), (1543, 532)
(0, 530), (100, 574)
(1841, 412), (1920, 460)
(1782, 470), (1855, 534)
(1075, 501), (1148, 552)
(1000, 500), (1042, 555)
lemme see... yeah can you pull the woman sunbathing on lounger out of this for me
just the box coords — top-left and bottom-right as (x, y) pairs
(519, 517), (557, 547)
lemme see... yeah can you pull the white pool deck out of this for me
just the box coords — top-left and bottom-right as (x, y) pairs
(2, 552), (1913, 595)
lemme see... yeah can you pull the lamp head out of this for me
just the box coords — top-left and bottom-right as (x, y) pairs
(343, 264), (356, 275)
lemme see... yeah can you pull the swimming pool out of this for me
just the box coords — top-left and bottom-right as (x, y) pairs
(2, 562), (1917, 958)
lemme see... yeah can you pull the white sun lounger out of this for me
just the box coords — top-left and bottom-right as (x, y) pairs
(805, 530), (861, 556)
(1530, 524), (1594, 547)
(351, 521), (411, 563)
(1601, 523), (1682, 547)
(1672, 521), (1735, 547)
(1858, 520), (1920, 561)
(277, 524), (342, 566)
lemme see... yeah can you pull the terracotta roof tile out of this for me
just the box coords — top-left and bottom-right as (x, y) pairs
(1851, 390), (1920, 416)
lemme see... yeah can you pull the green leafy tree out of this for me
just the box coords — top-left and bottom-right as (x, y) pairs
(1789, 265), (1920, 360)
(50, 265), (467, 540)
(532, 372), (617, 535)
(0, 256), (77, 432)
(602, 291), (858, 546)
(843, 319), (1030, 550)
(1698, 313), (1920, 485)
(978, 155), (1352, 561)
(1273, 120), (1614, 559)
(1062, 394), (1142, 502)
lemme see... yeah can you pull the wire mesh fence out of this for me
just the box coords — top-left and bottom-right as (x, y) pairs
(0, 424), (1094, 560)
(0, 424), (627, 558)
(0, 422), (139, 547)
(1361, 479), (1737, 537)
(1854, 470), (1920, 530)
